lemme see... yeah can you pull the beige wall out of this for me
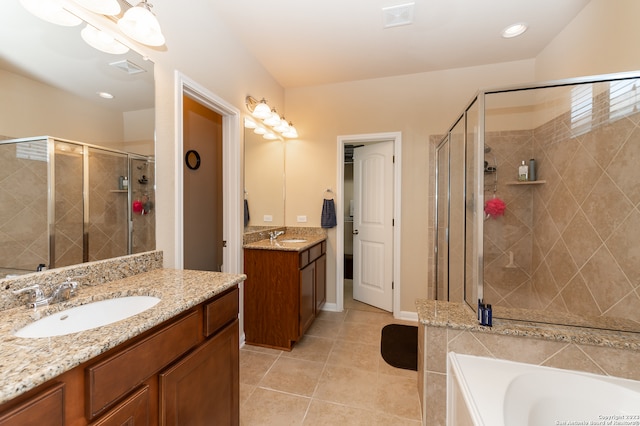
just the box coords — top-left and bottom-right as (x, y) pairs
(124, 0), (640, 313)
(535, 0), (640, 81)
(0, 69), (124, 144)
(140, 0), (285, 269)
(285, 60), (537, 312)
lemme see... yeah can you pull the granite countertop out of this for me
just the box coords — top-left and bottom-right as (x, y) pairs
(415, 299), (640, 351)
(0, 268), (246, 404)
(243, 233), (326, 252)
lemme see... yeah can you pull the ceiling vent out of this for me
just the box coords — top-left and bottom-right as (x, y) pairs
(382, 2), (415, 29)
(109, 59), (146, 75)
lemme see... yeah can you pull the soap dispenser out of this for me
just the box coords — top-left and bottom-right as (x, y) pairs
(518, 161), (528, 181)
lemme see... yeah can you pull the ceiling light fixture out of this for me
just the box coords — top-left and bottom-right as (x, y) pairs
(245, 96), (298, 140)
(81, 24), (129, 54)
(20, 0), (82, 26)
(20, 0), (166, 49)
(72, 0), (120, 15)
(501, 22), (528, 38)
(97, 91), (114, 99)
(118, 0), (165, 47)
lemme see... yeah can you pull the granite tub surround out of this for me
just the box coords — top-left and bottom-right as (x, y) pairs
(243, 227), (327, 251)
(0, 267), (246, 404)
(416, 299), (640, 425)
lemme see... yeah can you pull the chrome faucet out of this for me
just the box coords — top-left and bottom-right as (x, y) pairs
(269, 230), (285, 242)
(12, 279), (79, 308)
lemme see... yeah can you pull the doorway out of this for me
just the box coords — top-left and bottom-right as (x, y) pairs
(175, 72), (242, 275)
(182, 95), (223, 271)
(336, 132), (402, 316)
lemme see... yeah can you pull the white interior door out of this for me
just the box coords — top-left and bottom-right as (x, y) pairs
(353, 141), (394, 311)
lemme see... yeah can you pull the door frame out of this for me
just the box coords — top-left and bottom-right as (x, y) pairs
(174, 72), (242, 274)
(336, 132), (402, 317)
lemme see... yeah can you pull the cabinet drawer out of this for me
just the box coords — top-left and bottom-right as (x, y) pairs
(204, 287), (239, 337)
(89, 385), (149, 426)
(299, 250), (310, 268)
(0, 383), (64, 426)
(86, 310), (200, 419)
(309, 242), (324, 262)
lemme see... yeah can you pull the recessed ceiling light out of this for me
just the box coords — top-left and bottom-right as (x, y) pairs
(97, 91), (114, 99)
(502, 22), (528, 38)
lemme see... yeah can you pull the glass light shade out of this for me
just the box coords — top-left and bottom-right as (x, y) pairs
(244, 117), (257, 129)
(263, 132), (278, 140)
(252, 100), (272, 119)
(117, 2), (165, 46)
(263, 109), (281, 126)
(20, 0), (82, 26)
(253, 127), (267, 135)
(81, 25), (129, 54)
(283, 124), (298, 139)
(274, 118), (290, 133)
(73, 0), (120, 15)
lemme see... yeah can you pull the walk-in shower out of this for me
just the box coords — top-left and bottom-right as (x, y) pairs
(0, 136), (155, 277)
(433, 71), (640, 334)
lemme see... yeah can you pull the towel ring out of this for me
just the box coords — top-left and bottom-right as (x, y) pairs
(324, 188), (334, 199)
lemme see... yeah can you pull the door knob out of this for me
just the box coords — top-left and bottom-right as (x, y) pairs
(353, 229), (359, 235)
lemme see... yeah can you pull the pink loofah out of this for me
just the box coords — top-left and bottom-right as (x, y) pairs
(484, 197), (506, 218)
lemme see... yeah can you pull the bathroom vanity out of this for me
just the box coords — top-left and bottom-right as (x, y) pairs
(243, 234), (327, 350)
(0, 261), (245, 425)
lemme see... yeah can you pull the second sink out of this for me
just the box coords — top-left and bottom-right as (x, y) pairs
(14, 296), (161, 338)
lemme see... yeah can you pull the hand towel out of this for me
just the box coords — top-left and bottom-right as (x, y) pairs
(321, 199), (337, 228)
(244, 199), (250, 227)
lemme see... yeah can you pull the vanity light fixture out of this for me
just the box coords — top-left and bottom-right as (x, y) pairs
(20, 0), (83, 26)
(118, 0), (165, 47)
(20, 0), (166, 49)
(81, 24), (129, 54)
(245, 95), (299, 139)
(501, 22), (528, 38)
(72, 0), (120, 15)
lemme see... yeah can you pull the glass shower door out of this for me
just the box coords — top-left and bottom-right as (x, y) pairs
(53, 141), (84, 268)
(87, 147), (128, 262)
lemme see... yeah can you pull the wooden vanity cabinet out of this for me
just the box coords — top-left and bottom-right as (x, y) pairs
(0, 383), (64, 426)
(0, 285), (239, 426)
(244, 241), (326, 350)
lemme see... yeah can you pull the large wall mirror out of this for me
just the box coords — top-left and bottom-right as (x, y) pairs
(244, 128), (285, 232)
(1, 0), (155, 276)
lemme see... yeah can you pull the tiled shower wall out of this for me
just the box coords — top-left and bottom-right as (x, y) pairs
(483, 102), (640, 328)
(0, 141), (48, 271)
(0, 141), (156, 274)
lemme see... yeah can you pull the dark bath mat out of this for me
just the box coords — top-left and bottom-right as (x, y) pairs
(380, 324), (418, 371)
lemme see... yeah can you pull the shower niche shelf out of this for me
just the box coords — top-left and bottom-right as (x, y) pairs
(506, 180), (546, 186)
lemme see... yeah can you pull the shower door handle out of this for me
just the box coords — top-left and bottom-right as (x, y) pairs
(353, 229), (359, 235)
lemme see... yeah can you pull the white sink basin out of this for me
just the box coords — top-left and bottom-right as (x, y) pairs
(279, 239), (307, 243)
(14, 296), (161, 338)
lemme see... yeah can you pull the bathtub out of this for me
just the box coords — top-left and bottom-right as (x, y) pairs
(447, 352), (640, 426)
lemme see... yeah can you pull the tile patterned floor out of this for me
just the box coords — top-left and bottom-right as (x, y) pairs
(240, 280), (422, 425)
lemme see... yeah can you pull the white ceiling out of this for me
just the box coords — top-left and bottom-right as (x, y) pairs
(211, 0), (591, 88)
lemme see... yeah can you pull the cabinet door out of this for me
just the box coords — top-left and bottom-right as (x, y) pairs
(299, 262), (316, 336)
(315, 254), (326, 313)
(89, 386), (149, 426)
(0, 383), (64, 426)
(159, 319), (239, 426)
